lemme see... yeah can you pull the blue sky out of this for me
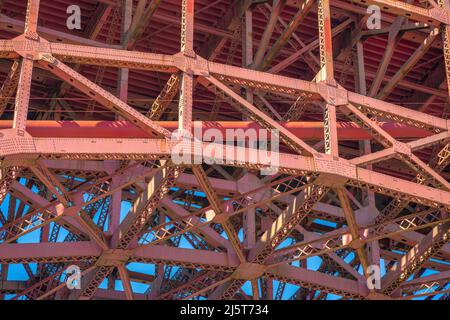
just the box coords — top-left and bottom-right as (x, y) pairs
(1, 182), (448, 300)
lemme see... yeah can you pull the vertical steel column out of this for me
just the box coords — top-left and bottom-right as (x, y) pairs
(318, 0), (338, 156)
(354, 40), (375, 208)
(242, 8), (253, 105)
(252, 0), (284, 69)
(323, 103), (338, 156)
(0, 60), (20, 117)
(108, 175), (122, 233)
(13, 0), (40, 135)
(439, 0), (450, 98)
(243, 207), (255, 250)
(117, 0), (132, 104)
(179, 0), (195, 134)
(13, 59), (33, 135)
(317, 0), (334, 83)
(191, 165), (246, 263)
(336, 187), (370, 277)
(242, 9), (253, 69)
(117, 264), (134, 300)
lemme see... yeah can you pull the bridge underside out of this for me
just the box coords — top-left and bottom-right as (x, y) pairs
(0, 0), (449, 300)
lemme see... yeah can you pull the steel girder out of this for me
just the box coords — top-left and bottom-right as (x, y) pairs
(0, 0), (449, 300)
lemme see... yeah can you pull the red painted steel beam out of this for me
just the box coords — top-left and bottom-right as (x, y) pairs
(0, 120), (433, 140)
(133, 245), (239, 270)
(0, 242), (102, 264)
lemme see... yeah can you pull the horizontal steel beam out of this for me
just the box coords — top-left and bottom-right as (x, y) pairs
(2, 134), (449, 210)
(132, 245), (239, 271)
(0, 242), (101, 264)
(0, 120), (434, 140)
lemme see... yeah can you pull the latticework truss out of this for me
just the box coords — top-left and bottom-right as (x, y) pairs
(0, 0), (449, 300)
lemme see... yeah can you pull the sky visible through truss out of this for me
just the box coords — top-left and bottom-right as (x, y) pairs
(0, 180), (445, 300)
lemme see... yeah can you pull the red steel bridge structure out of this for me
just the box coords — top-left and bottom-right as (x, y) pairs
(0, 0), (449, 300)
